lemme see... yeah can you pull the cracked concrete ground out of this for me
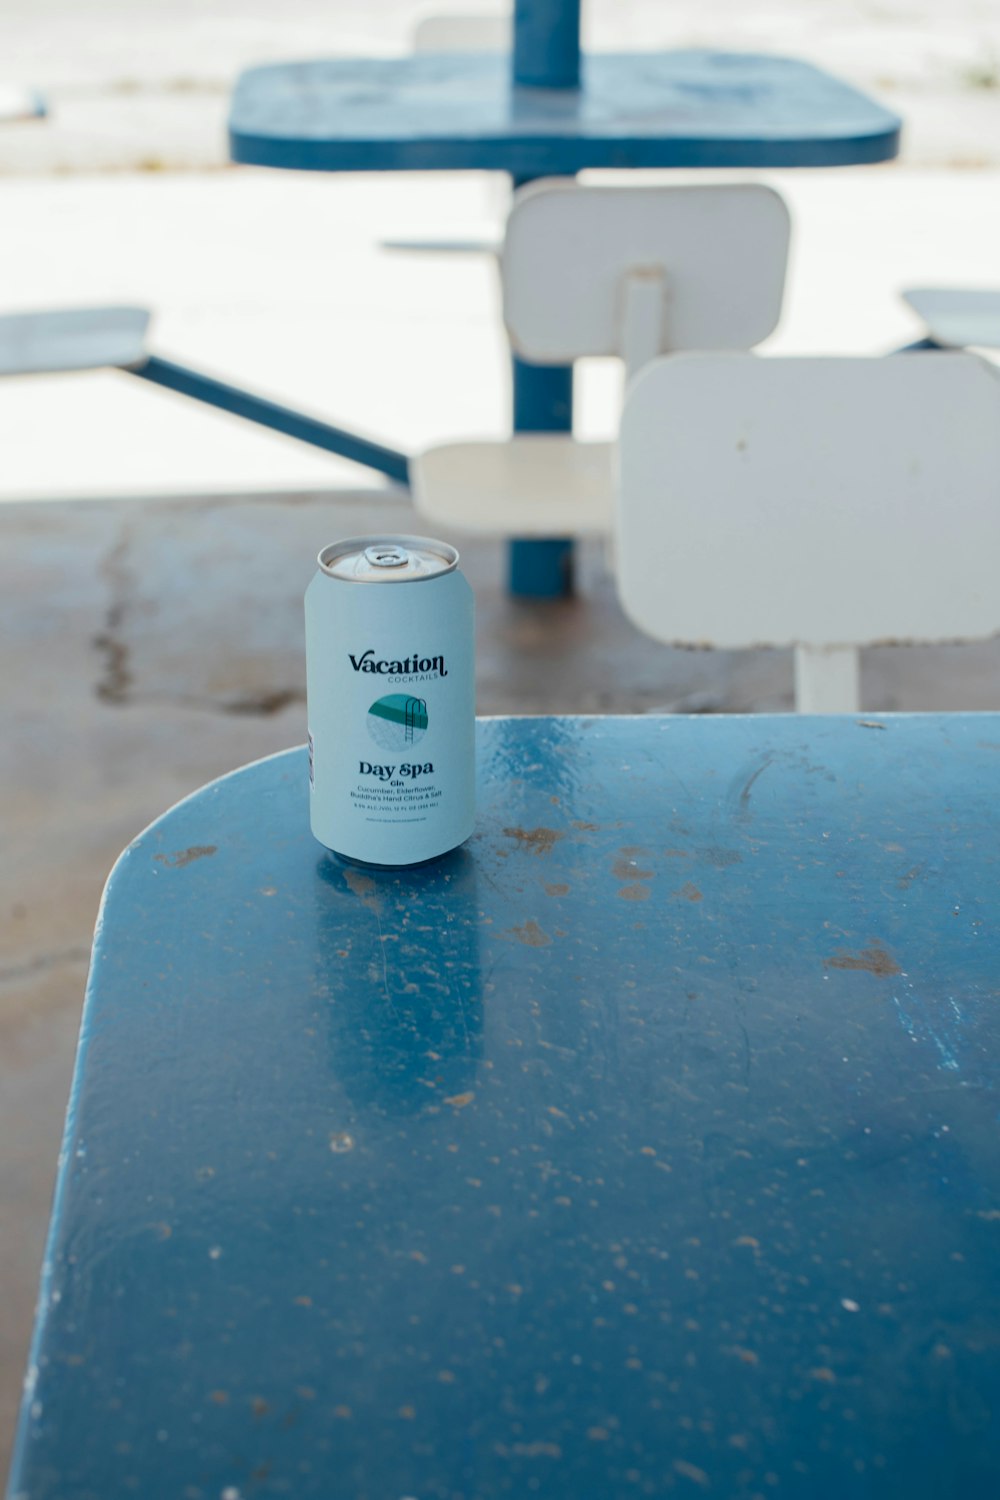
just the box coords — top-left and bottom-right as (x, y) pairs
(6, 486), (1000, 1474)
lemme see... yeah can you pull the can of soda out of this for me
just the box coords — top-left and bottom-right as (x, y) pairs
(305, 534), (475, 867)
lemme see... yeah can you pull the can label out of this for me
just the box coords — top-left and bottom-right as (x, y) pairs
(305, 544), (475, 866)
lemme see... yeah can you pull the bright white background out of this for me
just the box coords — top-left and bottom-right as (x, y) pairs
(1, 0), (998, 500)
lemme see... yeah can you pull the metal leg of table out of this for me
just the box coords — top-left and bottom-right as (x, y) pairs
(513, 0), (581, 87)
(508, 356), (575, 598)
(505, 2), (581, 600)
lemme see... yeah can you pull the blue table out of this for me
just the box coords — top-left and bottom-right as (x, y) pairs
(228, 2), (900, 601)
(9, 715), (1000, 1500)
(229, 51), (901, 174)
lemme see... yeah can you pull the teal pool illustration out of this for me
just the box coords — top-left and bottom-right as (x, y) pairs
(367, 694), (429, 752)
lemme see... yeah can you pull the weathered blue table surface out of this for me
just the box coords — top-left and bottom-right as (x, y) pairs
(10, 715), (1000, 1500)
(229, 52), (901, 173)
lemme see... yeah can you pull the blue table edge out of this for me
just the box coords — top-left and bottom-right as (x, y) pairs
(11, 709), (998, 1497)
(228, 50), (902, 173)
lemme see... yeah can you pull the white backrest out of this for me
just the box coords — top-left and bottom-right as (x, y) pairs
(501, 182), (790, 365)
(616, 351), (1000, 650)
(412, 12), (510, 52)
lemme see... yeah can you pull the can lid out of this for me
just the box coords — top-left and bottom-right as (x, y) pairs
(318, 534), (459, 584)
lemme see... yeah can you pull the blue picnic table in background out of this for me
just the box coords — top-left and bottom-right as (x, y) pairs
(229, 50), (901, 175)
(228, 0), (901, 599)
(9, 714), (1000, 1499)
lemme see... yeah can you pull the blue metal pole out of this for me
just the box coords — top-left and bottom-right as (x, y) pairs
(513, 0), (581, 88)
(509, 358), (574, 597)
(508, 1), (583, 598)
(129, 356), (410, 487)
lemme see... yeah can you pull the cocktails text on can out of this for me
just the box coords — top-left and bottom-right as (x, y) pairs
(305, 535), (475, 867)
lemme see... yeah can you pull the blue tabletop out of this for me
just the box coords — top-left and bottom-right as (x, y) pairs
(9, 715), (1000, 1500)
(229, 52), (901, 173)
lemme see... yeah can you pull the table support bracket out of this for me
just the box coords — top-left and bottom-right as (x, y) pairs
(128, 355), (411, 487)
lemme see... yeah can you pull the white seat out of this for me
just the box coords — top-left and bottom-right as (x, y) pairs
(902, 287), (1000, 351)
(412, 11), (510, 52)
(414, 180), (791, 537)
(0, 306), (151, 377)
(416, 436), (613, 535)
(615, 350), (1000, 713)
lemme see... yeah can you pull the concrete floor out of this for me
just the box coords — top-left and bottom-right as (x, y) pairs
(6, 487), (1000, 1477)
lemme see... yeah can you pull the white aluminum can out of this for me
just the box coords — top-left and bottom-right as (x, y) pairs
(305, 534), (475, 867)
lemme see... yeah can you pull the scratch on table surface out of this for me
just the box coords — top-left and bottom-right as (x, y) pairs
(154, 845), (217, 868)
(505, 919), (551, 947)
(673, 882), (703, 903)
(730, 756), (774, 825)
(891, 981), (965, 1073)
(503, 826), (564, 856)
(740, 757), (774, 807)
(613, 856), (654, 880)
(343, 867), (379, 910)
(618, 884), (651, 902)
(825, 943), (900, 977)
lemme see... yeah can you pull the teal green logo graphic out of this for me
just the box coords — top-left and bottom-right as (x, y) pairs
(367, 694), (428, 752)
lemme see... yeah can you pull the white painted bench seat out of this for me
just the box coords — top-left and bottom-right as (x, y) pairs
(413, 435), (613, 535)
(902, 288), (1000, 351)
(0, 306), (151, 377)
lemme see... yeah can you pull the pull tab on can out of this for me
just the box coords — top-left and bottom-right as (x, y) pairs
(319, 535), (457, 584)
(364, 543), (409, 570)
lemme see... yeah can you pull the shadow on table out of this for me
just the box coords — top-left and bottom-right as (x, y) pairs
(313, 847), (483, 1117)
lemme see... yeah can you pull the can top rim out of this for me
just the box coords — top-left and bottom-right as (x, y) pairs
(317, 534), (459, 583)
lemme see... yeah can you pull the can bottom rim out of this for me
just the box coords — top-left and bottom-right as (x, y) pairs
(324, 844), (463, 872)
